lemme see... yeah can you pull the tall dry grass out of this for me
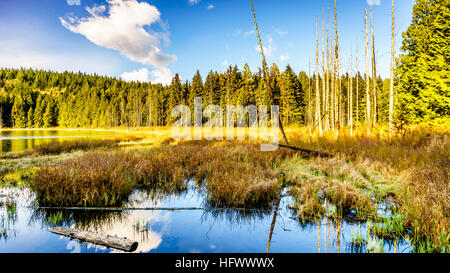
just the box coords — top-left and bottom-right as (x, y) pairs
(30, 141), (296, 208)
(285, 124), (449, 250)
(28, 124), (449, 250)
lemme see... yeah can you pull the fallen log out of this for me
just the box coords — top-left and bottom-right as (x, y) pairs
(38, 206), (206, 211)
(277, 144), (332, 157)
(33, 206), (262, 211)
(49, 227), (138, 252)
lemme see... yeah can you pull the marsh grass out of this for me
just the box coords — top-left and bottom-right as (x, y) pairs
(285, 124), (449, 250)
(23, 124), (450, 250)
(48, 211), (63, 226)
(30, 141), (296, 208)
(29, 151), (139, 207)
(368, 212), (405, 240)
(283, 156), (374, 220)
(351, 224), (367, 247)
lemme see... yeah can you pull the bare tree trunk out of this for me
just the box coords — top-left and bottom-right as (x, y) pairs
(365, 9), (371, 135)
(250, 0), (289, 144)
(356, 41), (359, 129)
(309, 57), (312, 132)
(350, 50), (353, 136)
(316, 16), (323, 136)
(322, 9), (327, 132)
(326, 5), (331, 132)
(370, 1), (377, 127)
(389, 0), (395, 135)
(149, 94), (152, 128)
(334, 0), (340, 130)
(331, 34), (335, 131)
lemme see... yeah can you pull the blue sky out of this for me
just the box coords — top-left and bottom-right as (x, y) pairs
(0, 0), (415, 84)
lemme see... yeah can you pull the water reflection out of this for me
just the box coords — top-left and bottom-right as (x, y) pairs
(0, 184), (414, 253)
(0, 130), (118, 153)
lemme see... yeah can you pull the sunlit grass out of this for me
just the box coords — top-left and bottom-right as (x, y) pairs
(4, 123), (448, 251)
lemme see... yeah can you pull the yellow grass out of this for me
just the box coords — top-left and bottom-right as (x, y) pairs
(5, 123), (448, 251)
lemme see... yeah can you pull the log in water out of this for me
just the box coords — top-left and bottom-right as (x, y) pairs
(49, 227), (138, 252)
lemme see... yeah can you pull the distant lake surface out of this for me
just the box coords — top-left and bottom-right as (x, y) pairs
(0, 130), (119, 153)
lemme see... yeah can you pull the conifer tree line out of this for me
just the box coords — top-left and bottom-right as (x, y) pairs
(0, 0), (447, 130)
(0, 65), (397, 130)
(0, 64), (308, 129)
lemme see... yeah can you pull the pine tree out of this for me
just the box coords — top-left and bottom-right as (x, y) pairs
(396, 0), (449, 124)
(298, 71), (310, 125)
(166, 74), (182, 125)
(280, 65), (301, 125)
(11, 95), (26, 128)
(27, 107), (34, 128)
(43, 101), (54, 128)
(189, 70), (204, 114)
(34, 94), (45, 128)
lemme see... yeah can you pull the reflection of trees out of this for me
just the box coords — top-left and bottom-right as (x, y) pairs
(31, 209), (128, 231)
(131, 188), (189, 207)
(0, 201), (17, 241)
(201, 207), (271, 229)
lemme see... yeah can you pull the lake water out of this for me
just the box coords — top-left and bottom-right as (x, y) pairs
(0, 182), (413, 253)
(0, 130), (119, 153)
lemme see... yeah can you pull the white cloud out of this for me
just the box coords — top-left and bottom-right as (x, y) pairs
(60, 0), (177, 68)
(222, 59), (230, 67)
(66, 0), (81, 5)
(367, 0), (381, 5)
(243, 30), (255, 37)
(121, 67), (173, 85)
(149, 67), (174, 85)
(189, 0), (201, 5)
(279, 54), (289, 61)
(255, 35), (277, 57)
(207, 4), (214, 10)
(273, 27), (288, 36)
(121, 68), (150, 82)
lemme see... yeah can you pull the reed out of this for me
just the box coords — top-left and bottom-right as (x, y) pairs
(285, 124), (449, 250)
(29, 141), (296, 208)
(25, 124), (449, 250)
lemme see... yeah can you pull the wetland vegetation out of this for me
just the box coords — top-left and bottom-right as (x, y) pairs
(0, 0), (448, 254)
(0, 125), (448, 253)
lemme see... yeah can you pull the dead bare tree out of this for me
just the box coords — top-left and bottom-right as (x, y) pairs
(322, 9), (327, 132)
(365, 9), (371, 134)
(356, 41), (359, 129)
(334, 0), (340, 130)
(370, 0), (377, 127)
(316, 16), (323, 136)
(309, 57), (313, 131)
(389, 0), (395, 135)
(250, 0), (289, 144)
(326, 5), (331, 132)
(349, 50), (353, 136)
(331, 24), (335, 131)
